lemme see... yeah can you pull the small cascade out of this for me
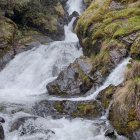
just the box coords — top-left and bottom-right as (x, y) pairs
(49, 57), (130, 101)
(0, 0), (130, 139)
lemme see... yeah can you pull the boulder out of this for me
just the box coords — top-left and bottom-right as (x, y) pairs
(97, 85), (116, 109)
(69, 11), (79, 21)
(0, 117), (5, 123)
(104, 128), (116, 138)
(47, 57), (94, 97)
(32, 100), (103, 119)
(0, 0), (68, 40)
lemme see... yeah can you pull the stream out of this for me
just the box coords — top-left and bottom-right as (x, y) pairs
(0, 0), (129, 140)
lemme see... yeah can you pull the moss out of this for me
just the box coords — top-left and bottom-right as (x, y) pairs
(98, 85), (115, 109)
(79, 69), (91, 86)
(109, 71), (140, 138)
(72, 102), (102, 118)
(90, 51), (112, 78)
(54, 102), (64, 113)
(76, 0), (140, 56)
(130, 35), (140, 59)
(127, 120), (140, 131)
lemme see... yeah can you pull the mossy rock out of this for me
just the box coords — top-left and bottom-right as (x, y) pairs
(0, 16), (17, 59)
(72, 101), (103, 118)
(47, 57), (94, 97)
(97, 85), (116, 109)
(109, 71), (140, 139)
(130, 35), (140, 60)
(0, 0), (67, 40)
(76, 0), (140, 56)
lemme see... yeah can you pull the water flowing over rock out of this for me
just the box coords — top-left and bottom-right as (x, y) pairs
(0, 0), (138, 139)
(32, 100), (103, 119)
(47, 57), (94, 97)
(0, 117), (5, 123)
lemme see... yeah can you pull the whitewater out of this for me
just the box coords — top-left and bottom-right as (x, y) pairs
(0, 0), (129, 140)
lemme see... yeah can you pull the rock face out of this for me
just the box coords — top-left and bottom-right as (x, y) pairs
(10, 116), (55, 137)
(0, 0), (68, 70)
(0, 0), (67, 40)
(47, 57), (94, 97)
(76, 0), (140, 57)
(74, 0), (140, 139)
(32, 100), (103, 119)
(108, 61), (140, 139)
(97, 85), (116, 109)
(133, 129), (140, 140)
(104, 128), (116, 139)
(0, 117), (5, 123)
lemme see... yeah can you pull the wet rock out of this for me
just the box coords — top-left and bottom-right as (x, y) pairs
(47, 57), (94, 97)
(10, 116), (55, 138)
(97, 85), (116, 109)
(0, 16), (17, 70)
(10, 116), (38, 132)
(105, 128), (116, 139)
(32, 100), (103, 119)
(109, 48), (128, 66)
(0, 124), (4, 140)
(122, 31), (140, 47)
(133, 129), (140, 140)
(3, 0), (68, 40)
(0, 117), (5, 123)
(69, 11), (79, 21)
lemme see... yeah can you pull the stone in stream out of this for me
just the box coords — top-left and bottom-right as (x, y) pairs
(32, 100), (103, 119)
(105, 128), (116, 139)
(69, 11), (79, 21)
(47, 57), (94, 97)
(10, 116), (55, 137)
(0, 124), (4, 140)
(0, 117), (5, 123)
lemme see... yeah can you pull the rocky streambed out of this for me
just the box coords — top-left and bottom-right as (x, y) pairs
(0, 0), (140, 140)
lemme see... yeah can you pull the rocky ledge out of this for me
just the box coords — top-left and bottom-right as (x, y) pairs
(0, 0), (68, 70)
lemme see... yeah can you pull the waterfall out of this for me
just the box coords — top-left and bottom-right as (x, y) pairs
(0, 0), (129, 140)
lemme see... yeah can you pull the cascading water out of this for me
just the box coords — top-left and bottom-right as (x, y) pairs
(49, 57), (130, 101)
(0, 1), (129, 140)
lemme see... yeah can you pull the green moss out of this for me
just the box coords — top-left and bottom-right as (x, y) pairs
(127, 63), (132, 69)
(51, 85), (67, 96)
(73, 102), (101, 118)
(79, 69), (91, 86)
(128, 120), (140, 131)
(54, 102), (64, 113)
(76, 0), (140, 56)
(98, 85), (115, 109)
(130, 35), (140, 59)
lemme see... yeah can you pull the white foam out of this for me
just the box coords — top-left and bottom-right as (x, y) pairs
(67, 0), (83, 15)
(0, 42), (82, 103)
(49, 57), (130, 101)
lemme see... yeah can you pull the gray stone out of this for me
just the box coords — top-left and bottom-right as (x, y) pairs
(133, 129), (140, 140)
(47, 57), (94, 97)
(105, 128), (116, 139)
(0, 117), (5, 123)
